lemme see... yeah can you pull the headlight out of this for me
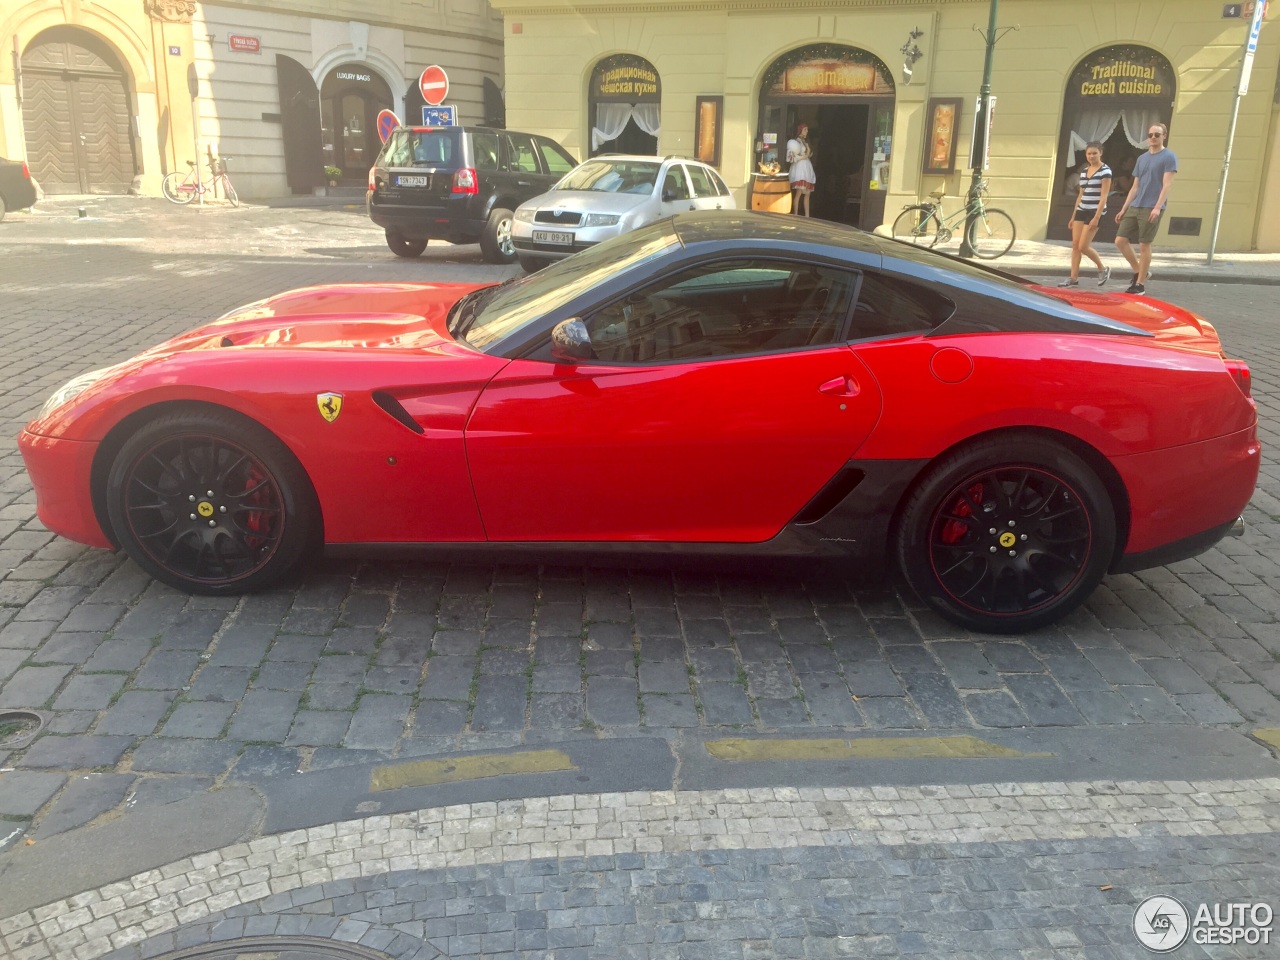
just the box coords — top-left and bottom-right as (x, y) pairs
(40, 367), (110, 418)
(514, 208), (536, 223)
(583, 213), (621, 227)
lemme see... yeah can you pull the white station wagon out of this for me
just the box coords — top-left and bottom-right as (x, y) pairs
(511, 154), (736, 271)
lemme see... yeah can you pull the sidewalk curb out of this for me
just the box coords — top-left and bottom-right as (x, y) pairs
(1005, 263), (1280, 286)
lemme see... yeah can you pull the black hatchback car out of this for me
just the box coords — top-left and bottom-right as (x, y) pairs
(0, 156), (37, 220)
(367, 126), (577, 263)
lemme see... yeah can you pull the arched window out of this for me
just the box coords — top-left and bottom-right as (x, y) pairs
(1048, 46), (1176, 242)
(589, 55), (661, 156)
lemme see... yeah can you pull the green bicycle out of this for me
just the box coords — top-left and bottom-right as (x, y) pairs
(891, 179), (1016, 259)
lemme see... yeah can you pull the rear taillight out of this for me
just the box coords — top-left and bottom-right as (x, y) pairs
(452, 167), (478, 195)
(368, 166), (377, 191)
(21, 162), (30, 179)
(1225, 358), (1252, 398)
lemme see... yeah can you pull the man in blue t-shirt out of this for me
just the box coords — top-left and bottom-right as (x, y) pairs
(1113, 123), (1177, 295)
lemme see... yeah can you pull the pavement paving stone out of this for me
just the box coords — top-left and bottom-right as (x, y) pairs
(81, 640), (154, 675)
(1001, 676), (1084, 726)
(411, 700), (469, 737)
(94, 691), (176, 736)
(30, 773), (135, 840)
(51, 674), (127, 712)
(305, 683), (361, 712)
(130, 651), (200, 691)
(0, 771), (66, 817)
(159, 702), (234, 739)
(226, 689), (304, 743)
(0, 620), (56, 651)
(470, 676), (528, 732)
(16, 735), (133, 770)
(0, 665), (73, 709)
(962, 692), (1030, 728)
(286, 711), (351, 747)
(186, 666), (253, 703)
(251, 661), (313, 691)
(30, 632), (101, 666)
(345, 694), (413, 750)
(641, 693), (699, 727)
(126, 739), (242, 774)
(856, 697), (924, 729)
(323, 626), (379, 656)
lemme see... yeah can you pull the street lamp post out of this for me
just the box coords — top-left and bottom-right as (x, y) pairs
(958, 0), (1001, 258)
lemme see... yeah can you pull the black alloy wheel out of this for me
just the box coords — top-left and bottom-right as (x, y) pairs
(105, 411), (318, 594)
(897, 437), (1115, 633)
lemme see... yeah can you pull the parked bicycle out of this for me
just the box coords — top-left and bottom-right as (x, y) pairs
(162, 155), (238, 206)
(891, 179), (1015, 259)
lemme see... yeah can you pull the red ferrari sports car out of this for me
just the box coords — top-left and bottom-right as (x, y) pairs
(19, 213), (1258, 633)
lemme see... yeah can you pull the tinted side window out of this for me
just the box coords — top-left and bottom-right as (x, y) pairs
(709, 170), (732, 197)
(471, 131), (500, 172)
(504, 133), (539, 173)
(581, 259), (857, 363)
(851, 271), (955, 339)
(379, 131), (413, 167)
(685, 164), (717, 199)
(662, 166), (691, 201)
(537, 137), (576, 174)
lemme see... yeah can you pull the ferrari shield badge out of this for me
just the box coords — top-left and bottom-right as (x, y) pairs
(317, 392), (343, 423)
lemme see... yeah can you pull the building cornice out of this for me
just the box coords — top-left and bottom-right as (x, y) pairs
(493, 0), (939, 13)
(145, 0), (198, 23)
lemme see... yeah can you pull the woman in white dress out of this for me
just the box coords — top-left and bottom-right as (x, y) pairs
(786, 123), (816, 217)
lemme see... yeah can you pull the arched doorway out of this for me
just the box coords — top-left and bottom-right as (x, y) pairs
(21, 26), (137, 194)
(320, 64), (393, 185)
(589, 55), (660, 156)
(757, 45), (895, 229)
(1049, 46), (1176, 242)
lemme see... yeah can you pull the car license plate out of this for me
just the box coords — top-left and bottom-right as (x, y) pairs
(396, 175), (429, 186)
(533, 230), (573, 245)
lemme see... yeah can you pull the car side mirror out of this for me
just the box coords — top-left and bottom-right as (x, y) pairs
(550, 318), (592, 362)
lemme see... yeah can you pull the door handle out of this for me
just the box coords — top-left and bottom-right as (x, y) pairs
(688, 203), (697, 211)
(818, 375), (860, 398)
(517, 180), (533, 186)
(715, 203), (723, 209)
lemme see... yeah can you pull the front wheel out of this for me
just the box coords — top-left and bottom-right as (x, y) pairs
(965, 207), (1016, 259)
(220, 176), (239, 207)
(480, 207), (517, 263)
(895, 435), (1115, 634)
(105, 410), (319, 594)
(161, 172), (194, 205)
(891, 206), (939, 247)
(518, 255), (553, 273)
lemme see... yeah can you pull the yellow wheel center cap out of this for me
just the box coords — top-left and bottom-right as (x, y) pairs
(999, 532), (1016, 548)
(197, 501), (215, 518)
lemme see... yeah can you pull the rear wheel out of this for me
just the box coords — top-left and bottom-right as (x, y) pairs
(0, 193), (7, 221)
(892, 206), (937, 247)
(162, 172), (194, 205)
(480, 207), (517, 263)
(965, 207), (1016, 259)
(105, 410), (319, 594)
(386, 230), (427, 258)
(220, 176), (239, 207)
(896, 436), (1115, 634)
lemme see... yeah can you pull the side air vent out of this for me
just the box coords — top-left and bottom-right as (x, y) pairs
(793, 468), (865, 524)
(372, 391), (425, 434)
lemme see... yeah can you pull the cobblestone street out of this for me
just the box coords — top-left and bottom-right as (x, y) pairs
(1, 197), (1279, 958)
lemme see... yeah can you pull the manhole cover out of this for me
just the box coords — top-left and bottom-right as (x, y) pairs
(150, 937), (405, 960)
(0, 711), (44, 748)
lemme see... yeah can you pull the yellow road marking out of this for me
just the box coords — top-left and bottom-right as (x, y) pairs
(370, 749), (576, 792)
(704, 736), (1051, 762)
(1252, 728), (1280, 753)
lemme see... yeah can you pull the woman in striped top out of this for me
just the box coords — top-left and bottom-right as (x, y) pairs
(1059, 141), (1113, 288)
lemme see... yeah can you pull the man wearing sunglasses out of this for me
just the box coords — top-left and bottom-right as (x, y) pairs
(1113, 123), (1177, 295)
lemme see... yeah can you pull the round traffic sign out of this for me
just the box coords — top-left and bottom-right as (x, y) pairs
(419, 65), (449, 106)
(376, 109), (401, 143)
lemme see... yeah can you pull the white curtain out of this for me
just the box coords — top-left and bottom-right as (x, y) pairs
(1121, 108), (1163, 149)
(1068, 109), (1122, 156)
(632, 103), (661, 138)
(592, 103), (633, 151)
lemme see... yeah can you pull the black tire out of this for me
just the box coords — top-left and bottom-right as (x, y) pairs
(105, 410), (319, 595)
(896, 435), (1115, 634)
(385, 231), (427, 258)
(518, 255), (552, 273)
(0, 193), (7, 222)
(162, 172), (194, 205)
(891, 206), (938, 247)
(221, 176), (239, 207)
(480, 207), (517, 263)
(965, 207), (1016, 259)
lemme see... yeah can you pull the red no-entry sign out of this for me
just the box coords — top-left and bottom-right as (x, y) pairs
(419, 65), (449, 106)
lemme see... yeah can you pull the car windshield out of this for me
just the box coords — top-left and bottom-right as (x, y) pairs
(554, 159), (661, 195)
(461, 221), (680, 351)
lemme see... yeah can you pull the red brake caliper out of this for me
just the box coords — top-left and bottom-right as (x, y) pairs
(940, 482), (983, 545)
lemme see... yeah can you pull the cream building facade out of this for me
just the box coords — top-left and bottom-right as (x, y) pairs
(1, 0), (503, 200)
(489, 0), (1280, 251)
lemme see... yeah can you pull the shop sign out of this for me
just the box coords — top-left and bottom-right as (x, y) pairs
(337, 71), (373, 83)
(228, 35), (260, 54)
(594, 65), (659, 98)
(782, 60), (879, 95)
(1080, 59), (1168, 97)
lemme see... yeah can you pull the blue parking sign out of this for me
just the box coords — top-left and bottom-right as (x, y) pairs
(421, 105), (457, 127)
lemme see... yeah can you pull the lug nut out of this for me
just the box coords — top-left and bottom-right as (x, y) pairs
(1021, 534), (1028, 541)
(220, 505), (227, 513)
(1008, 550), (1017, 557)
(188, 495), (196, 502)
(207, 490), (214, 497)
(208, 520), (216, 527)
(1008, 520), (1016, 527)
(189, 513), (197, 520)
(988, 527), (997, 535)
(989, 546), (997, 553)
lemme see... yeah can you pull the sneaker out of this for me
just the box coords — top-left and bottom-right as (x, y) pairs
(1097, 266), (1111, 286)
(1058, 277), (1079, 288)
(1125, 282), (1146, 295)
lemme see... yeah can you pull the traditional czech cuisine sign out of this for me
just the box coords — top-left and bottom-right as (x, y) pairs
(594, 63), (659, 97)
(1078, 54), (1174, 98)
